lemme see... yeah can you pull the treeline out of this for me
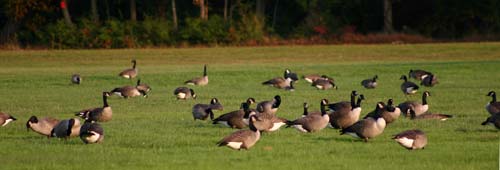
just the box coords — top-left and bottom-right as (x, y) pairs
(1, 0), (499, 48)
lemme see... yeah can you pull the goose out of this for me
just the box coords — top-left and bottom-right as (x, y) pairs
(361, 75), (378, 89)
(485, 91), (500, 115)
(253, 107), (288, 132)
(50, 118), (81, 138)
(111, 86), (147, 98)
(312, 78), (337, 90)
(71, 74), (81, 84)
(329, 91), (364, 129)
(256, 95), (281, 114)
(421, 74), (438, 87)
(286, 69), (299, 82)
(192, 98), (224, 120)
(0, 112), (16, 127)
(340, 112), (386, 142)
(398, 91), (431, 117)
(76, 92), (113, 122)
(382, 99), (401, 124)
(217, 115), (261, 150)
(408, 108), (452, 121)
(185, 65), (209, 86)
(79, 120), (104, 144)
(213, 103), (255, 129)
(302, 102), (309, 117)
(26, 116), (60, 137)
(303, 74), (322, 83)
(409, 69), (432, 80)
(481, 113), (500, 129)
(119, 59), (138, 79)
(262, 69), (294, 89)
(284, 80), (295, 91)
(287, 99), (330, 133)
(393, 129), (427, 150)
(400, 75), (419, 95)
(363, 102), (386, 120)
(173, 87), (196, 100)
(136, 79), (151, 92)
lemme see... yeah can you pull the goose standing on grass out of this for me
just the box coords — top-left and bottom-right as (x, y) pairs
(485, 91), (500, 115)
(421, 74), (438, 87)
(217, 115), (261, 150)
(262, 69), (295, 89)
(361, 75), (378, 89)
(398, 91), (431, 117)
(136, 79), (151, 93)
(409, 69), (432, 80)
(50, 118), (81, 138)
(287, 99), (330, 133)
(111, 85), (147, 98)
(328, 91), (363, 129)
(340, 111), (386, 142)
(79, 120), (104, 144)
(256, 95), (281, 114)
(173, 87), (197, 100)
(192, 98), (224, 120)
(400, 75), (419, 95)
(76, 92), (113, 122)
(185, 64), (209, 86)
(481, 113), (500, 129)
(71, 74), (81, 84)
(408, 108), (452, 121)
(26, 116), (60, 137)
(119, 59), (138, 79)
(0, 112), (16, 127)
(213, 103), (255, 129)
(393, 129), (427, 150)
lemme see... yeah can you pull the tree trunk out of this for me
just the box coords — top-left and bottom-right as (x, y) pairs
(272, 0), (279, 29)
(256, 0), (265, 17)
(224, 0), (228, 21)
(61, 0), (73, 26)
(130, 0), (137, 21)
(383, 0), (394, 33)
(104, 0), (110, 20)
(0, 20), (19, 45)
(91, 0), (99, 23)
(172, 0), (178, 30)
(199, 0), (205, 20)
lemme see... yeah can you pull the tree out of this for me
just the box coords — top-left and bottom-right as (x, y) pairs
(172, 0), (178, 30)
(256, 0), (266, 18)
(61, 0), (73, 26)
(272, 0), (279, 29)
(91, 0), (99, 23)
(224, 0), (228, 21)
(130, 0), (137, 21)
(383, 0), (394, 33)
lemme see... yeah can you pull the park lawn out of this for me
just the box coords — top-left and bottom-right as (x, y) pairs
(0, 43), (499, 170)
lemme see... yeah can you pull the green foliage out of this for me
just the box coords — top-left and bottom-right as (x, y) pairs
(135, 17), (173, 46)
(180, 16), (229, 44)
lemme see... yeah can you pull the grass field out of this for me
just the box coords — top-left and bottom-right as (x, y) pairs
(0, 43), (499, 170)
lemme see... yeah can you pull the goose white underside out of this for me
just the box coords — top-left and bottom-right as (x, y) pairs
(406, 88), (417, 94)
(113, 92), (124, 97)
(242, 119), (249, 125)
(122, 75), (130, 79)
(304, 78), (313, 83)
(177, 93), (186, 99)
(85, 131), (101, 143)
(269, 122), (286, 131)
(346, 132), (360, 138)
(395, 137), (414, 148)
(226, 142), (243, 149)
(216, 121), (230, 127)
(315, 85), (324, 89)
(2, 119), (13, 126)
(186, 82), (195, 85)
(420, 75), (428, 79)
(293, 125), (308, 133)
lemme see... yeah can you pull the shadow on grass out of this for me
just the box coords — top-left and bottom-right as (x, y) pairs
(313, 136), (365, 143)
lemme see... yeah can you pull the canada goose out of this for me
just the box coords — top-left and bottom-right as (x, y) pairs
(284, 81), (295, 91)
(262, 69), (294, 89)
(361, 75), (378, 89)
(246, 97), (256, 105)
(421, 74), (438, 87)
(173, 87), (197, 100)
(192, 98), (224, 120)
(79, 120), (104, 144)
(185, 64), (209, 86)
(393, 129), (427, 150)
(312, 78), (337, 90)
(302, 102), (309, 117)
(26, 116), (60, 137)
(256, 95), (281, 114)
(287, 99), (330, 133)
(0, 112), (16, 127)
(119, 59), (138, 79)
(485, 91), (500, 115)
(400, 75), (419, 95)
(329, 91), (363, 129)
(340, 112), (386, 142)
(136, 79), (151, 92)
(71, 74), (81, 84)
(111, 86), (147, 98)
(76, 92), (113, 122)
(408, 108), (452, 121)
(383, 99), (401, 124)
(50, 118), (81, 138)
(481, 113), (500, 129)
(398, 91), (431, 117)
(286, 69), (299, 82)
(213, 103), (255, 129)
(409, 69), (432, 80)
(363, 102), (386, 120)
(303, 74), (322, 83)
(253, 108), (288, 132)
(217, 115), (261, 150)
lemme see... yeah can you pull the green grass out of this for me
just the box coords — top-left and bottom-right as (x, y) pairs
(0, 43), (499, 170)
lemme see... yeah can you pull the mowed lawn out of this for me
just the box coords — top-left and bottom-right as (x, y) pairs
(0, 43), (499, 170)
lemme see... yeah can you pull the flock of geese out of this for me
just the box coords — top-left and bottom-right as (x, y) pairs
(0, 59), (498, 151)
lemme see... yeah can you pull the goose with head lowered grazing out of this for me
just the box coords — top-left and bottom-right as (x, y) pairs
(400, 75), (419, 95)
(361, 75), (378, 89)
(26, 116), (60, 137)
(398, 91), (431, 117)
(136, 79), (151, 93)
(328, 91), (364, 129)
(119, 59), (138, 79)
(485, 91), (500, 115)
(185, 64), (209, 86)
(287, 99), (330, 133)
(256, 95), (281, 114)
(340, 110), (386, 142)
(50, 118), (81, 138)
(0, 112), (16, 127)
(76, 92), (113, 122)
(262, 69), (295, 89)
(111, 85), (147, 98)
(421, 74), (438, 87)
(393, 129), (427, 150)
(192, 98), (223, 120)
(71, 74), (81, 84)
(213, 103), (255, 129)
(173, 87), (196, 100)
(312, 77), (337, 90)
(409, 69), (432, 80)
(79, 120), (104, 144)
(217, 115), (261, 150)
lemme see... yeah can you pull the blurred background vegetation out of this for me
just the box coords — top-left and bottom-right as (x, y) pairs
(1, 0), (499, 48)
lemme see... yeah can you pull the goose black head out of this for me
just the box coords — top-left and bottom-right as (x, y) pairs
(246, 97), (256, 105)
(487, 91), (496, 96)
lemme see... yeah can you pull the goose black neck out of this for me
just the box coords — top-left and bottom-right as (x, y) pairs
(136, 79), (141, 86)
(203, 65), (207, 76)
(303, 104), (308, 116)
(132, 61), (136, 69)
(249, 117), (258, 132)
(422, 93), (428, 105)
(356, 97), (363, 108)
(272, 97), (281, 109)
(491, 93), (497, 103)
(403, 76), (408, 82)
(373, 75), (378, 82)
(350, 94), (356, 108)
(242, 103), (251, 118)
(409, 110), (416, 119)
(320, 103), (327, 115)
(103, 94), (109, 107)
